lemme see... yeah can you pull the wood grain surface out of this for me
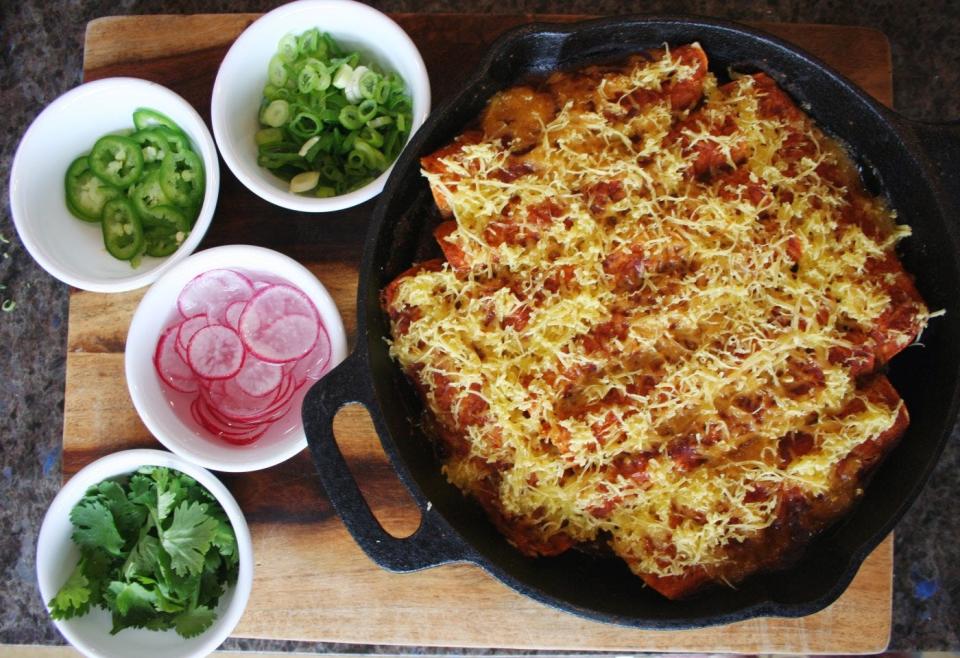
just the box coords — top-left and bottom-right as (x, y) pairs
(66, 14), (895, 652)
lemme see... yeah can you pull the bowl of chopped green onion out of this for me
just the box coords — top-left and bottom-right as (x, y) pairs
(211, 0), (430, 212)
(36, 449), (253, 658)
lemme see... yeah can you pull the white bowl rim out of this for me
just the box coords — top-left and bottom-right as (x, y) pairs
(9, 77), (220, 293)
(125, 244), (348, 472)
(36, 448), (253, 658)
(211, 0), (431, 212)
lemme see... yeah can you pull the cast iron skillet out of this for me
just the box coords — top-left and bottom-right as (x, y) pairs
(303, 16), (960, 628)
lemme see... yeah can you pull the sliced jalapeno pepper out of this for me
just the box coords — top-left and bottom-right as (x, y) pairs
(101, 198), (144, 260)
(89, 135), (144, 188)
(131, 128), (172, 167)
(143, 205), (189, 257)
(132, 108), (185, 135)
(159, 149), (204, 206)
(65, 107), (205, 267)
(153, 126), (192, 156)
(64, 156), (122, 222)
(129, 169), (171, 226)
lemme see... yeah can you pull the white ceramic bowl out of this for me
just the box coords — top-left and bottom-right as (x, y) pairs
(36, 449), (253, 658)
(211, 0), (430, 212)
(125, 244), (348, 472)
(9, 78), (220, 293)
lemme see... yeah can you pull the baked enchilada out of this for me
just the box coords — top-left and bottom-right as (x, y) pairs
(381, 43), (932, 599)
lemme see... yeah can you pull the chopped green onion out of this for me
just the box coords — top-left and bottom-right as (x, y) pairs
(360, 125), (384, 148)
(353, 139), (387, 170)
(368, 116), (393, 129)
(261, 100), (291, 128)
(278, 34), (299, 62)
(373, 78), (390, 104)
(255, 29), (413, 196)
(358, 71), (379, 100)
(338, 105), (363, 130)
(297, 28), (321, 56)
(2, 299), (15, 313)
(298, 136), (320, 157)
(357, 99), (378, 123)
(290, 171), (320, 193)
(289, 111), (323, 139)
(268, 55), (288, 86)
(256, 128), (284, 146)
(332, 63), (353, 89)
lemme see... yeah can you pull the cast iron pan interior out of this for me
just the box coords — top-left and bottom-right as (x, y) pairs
(304, 15), (960, 628)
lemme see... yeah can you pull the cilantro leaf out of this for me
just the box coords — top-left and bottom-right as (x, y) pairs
(70, 500), (124, 557)
(154, 469), (177, 522)
(162, 501), (219, 577)
(198, 554), (225, 607)
(107, 581), (157, 634)
(174, 605), (217, 639)
(154, 546), (200, 608)
(209, 512), (237, 559)
(128, 473), (157, 509)
(122, 533), (160, 581)
(49, 562), (91, 620)
(94, 479), (147, 538)
(80, 548), (114, 608)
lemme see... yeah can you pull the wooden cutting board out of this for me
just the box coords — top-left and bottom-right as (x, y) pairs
(65, 14), (895, 653)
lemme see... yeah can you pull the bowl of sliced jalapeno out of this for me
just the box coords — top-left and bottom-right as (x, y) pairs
(10, 77), (219, 292)
(211, 0), (430, 212)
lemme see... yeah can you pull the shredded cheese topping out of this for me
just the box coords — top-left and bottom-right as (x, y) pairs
(384, 45), (931, 589)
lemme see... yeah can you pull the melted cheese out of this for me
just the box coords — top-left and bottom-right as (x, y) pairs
(386, 46), (931, 582)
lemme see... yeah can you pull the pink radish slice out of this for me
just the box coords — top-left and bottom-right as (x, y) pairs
(219, 427), (267, 445)
(226, 373), (296, 421)
(178, 269), (254, 322)
(205, 373), (295, 422)
(177, 315), (210, 352)
(191, 399), (266, 444)
(233, 355), (284, 398)
(155, 326), (198, 393)
(291, 323), (332, 386)
(194, 395), (262, 432)
(224, 301), (246, 330)
(238, 284), (320, 363)
(187, 325), (245, 380)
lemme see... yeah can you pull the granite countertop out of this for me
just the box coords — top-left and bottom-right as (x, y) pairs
(1, 0), (957, 652)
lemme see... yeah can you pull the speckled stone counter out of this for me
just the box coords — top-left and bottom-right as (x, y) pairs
(2, 0), (957, 651)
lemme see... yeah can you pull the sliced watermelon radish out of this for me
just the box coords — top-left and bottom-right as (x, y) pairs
(178, 269), (254, 321)
(224, 300), (246, 330)
(206, 373), (296, 422)
(154, 326), (199, 393)
(186, 324), (245, 380)
(238, 284), (320, 363)
(291, 323), (332, 386)
(191, 398), (266, 444)
(233, 355), (284, 398)
(177, 315), (210, 352)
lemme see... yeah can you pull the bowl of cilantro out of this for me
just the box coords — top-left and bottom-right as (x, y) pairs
(36, 449), (253, 658)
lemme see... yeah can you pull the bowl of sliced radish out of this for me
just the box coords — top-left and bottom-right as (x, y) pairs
(125, 244), (347, 471)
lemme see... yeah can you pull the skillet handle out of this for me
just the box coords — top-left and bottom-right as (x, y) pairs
(910, 120), (960, 219)
(302, 349), (473, 572)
